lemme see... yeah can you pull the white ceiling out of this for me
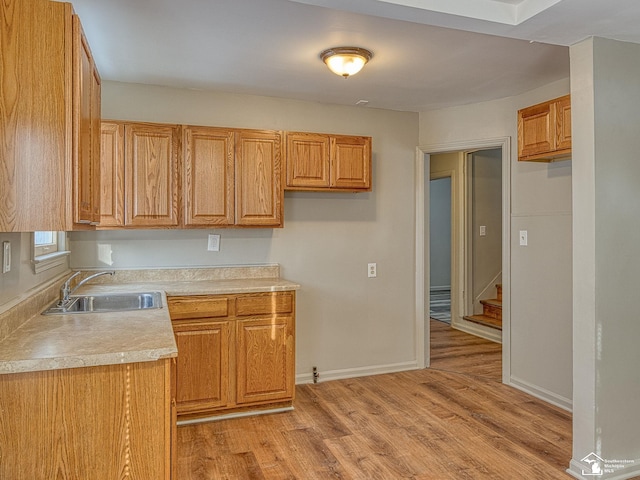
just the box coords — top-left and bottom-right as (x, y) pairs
(67, 0), (640, 112)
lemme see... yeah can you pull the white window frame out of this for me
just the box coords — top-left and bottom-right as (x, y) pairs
(32, 231), (70, 274)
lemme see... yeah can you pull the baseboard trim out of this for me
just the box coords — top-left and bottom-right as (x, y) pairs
(177, 406), (295, 426)
(452, 318), (502, 343)
(296, 360), (419, 385)
(509, 375), (572, 412)
(568, 458), (640, 480)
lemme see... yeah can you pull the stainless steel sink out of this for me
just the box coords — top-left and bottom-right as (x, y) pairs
(43, 292), (163, 315)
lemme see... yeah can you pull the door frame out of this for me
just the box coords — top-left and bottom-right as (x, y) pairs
(415, 137), (511, 384)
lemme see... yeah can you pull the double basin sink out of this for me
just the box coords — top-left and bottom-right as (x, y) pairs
(43, 292), (163, 315)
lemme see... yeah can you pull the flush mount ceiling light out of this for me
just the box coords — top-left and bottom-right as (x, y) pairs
(320, 47), (373, 79)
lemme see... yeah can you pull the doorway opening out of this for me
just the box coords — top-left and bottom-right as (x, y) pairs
(414, 137), (511, 384)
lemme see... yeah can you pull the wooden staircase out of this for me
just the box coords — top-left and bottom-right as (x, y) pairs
(463, 284), (502, 330)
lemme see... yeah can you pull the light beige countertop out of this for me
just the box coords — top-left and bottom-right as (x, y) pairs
(0, 266), (299, 375)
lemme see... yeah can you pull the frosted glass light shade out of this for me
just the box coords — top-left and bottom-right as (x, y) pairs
(320, 47), (373, 78)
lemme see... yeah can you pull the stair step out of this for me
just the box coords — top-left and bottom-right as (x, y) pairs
(463, 314), (502, 330)
(480, 298), (502, 321)
(496, 283), (502, 302)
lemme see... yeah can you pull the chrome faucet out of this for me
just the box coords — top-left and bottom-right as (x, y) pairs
(59, 270), (115, 306)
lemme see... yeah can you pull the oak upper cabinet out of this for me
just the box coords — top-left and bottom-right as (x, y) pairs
(286, 132), (372, 192)
(183, 126), (235, 226)
(236, 130), (284, 227)
(125, 123), (180, 227)
(100, 122), (125, 227)
(73, 14), (102, 225)
(1, 1), (73, 231)
(168, 291), (295, 420)
(517, 94), (571, 162)
(0, 360), (173, 479)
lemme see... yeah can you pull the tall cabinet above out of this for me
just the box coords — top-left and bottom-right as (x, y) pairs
(0, 0), (101, 232)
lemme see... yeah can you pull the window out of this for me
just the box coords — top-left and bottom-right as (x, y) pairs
(34, 231), (58, 257)
(32, 231), (70, 273)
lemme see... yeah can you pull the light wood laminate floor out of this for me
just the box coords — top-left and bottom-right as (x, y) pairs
(429, 318), (502, 381)
(177, 323), (572, 479)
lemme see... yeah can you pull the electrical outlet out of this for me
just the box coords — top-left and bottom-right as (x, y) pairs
(2, 241), (11, 273)
(368, 263), (377, 278)
(207, 234), (220, 252)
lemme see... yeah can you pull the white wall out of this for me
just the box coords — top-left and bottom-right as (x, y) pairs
(569, 37), (640, 479)
(70, 82), (419, 382)
(420, 78), (573, 408)
(0, 232), (69, 310)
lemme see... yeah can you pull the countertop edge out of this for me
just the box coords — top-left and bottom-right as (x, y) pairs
(0, 278), (299, 375)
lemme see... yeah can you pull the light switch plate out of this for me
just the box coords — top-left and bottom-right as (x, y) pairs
(480, 225), (486, 236)
(519, 230), (528, 246)
(2, 241), (11, 273)
(207, 234), (220, 252)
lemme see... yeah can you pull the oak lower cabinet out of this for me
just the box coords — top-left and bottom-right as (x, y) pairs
(168, 291), (295, 420)
(517, 94), (571, 162)
(285, 132), (372, 192)
(0, 359), (175, 479)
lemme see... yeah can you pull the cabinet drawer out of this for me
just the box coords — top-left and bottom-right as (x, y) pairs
(235, 292), (293, 316)
(168, 296), (229, 320)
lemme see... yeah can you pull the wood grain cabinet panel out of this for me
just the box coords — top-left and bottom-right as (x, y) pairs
(73, 14), (101, 225)
(125, 123), (180, 227)
(168, 291), (295, 420)
(235, 130), (283, 226)
(0, 360), (173, 479)
(183, 126), (235, 226)
(236, 315), (295, 405)
(0, 0), (104, 231)
(173, 321), (230, 414)
(285, 132), (371, 192)
(331, 135), (371, 190)
(286, 132), (331, 188)
(99, 122), (125, 227)
(517, 94), (571, 162)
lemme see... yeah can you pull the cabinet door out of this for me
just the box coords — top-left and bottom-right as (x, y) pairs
(235, 130), (283, 226)
(0, 0), (71, 232)
(90, 64), (102, 223)
(555, 95), (572, 152)
(517, 101), (555, 159)
(330, 135), (372, 190)
(100, 122), (125, 227)
(183, 126), (235, 226)
(0, 361), (171, 480)
(236, 315), (295, 405)
(72, 15), (95, 224)
(286, 132), (330, 189)
(125, 123), (180, 227)
(173, 321), (231, 413)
